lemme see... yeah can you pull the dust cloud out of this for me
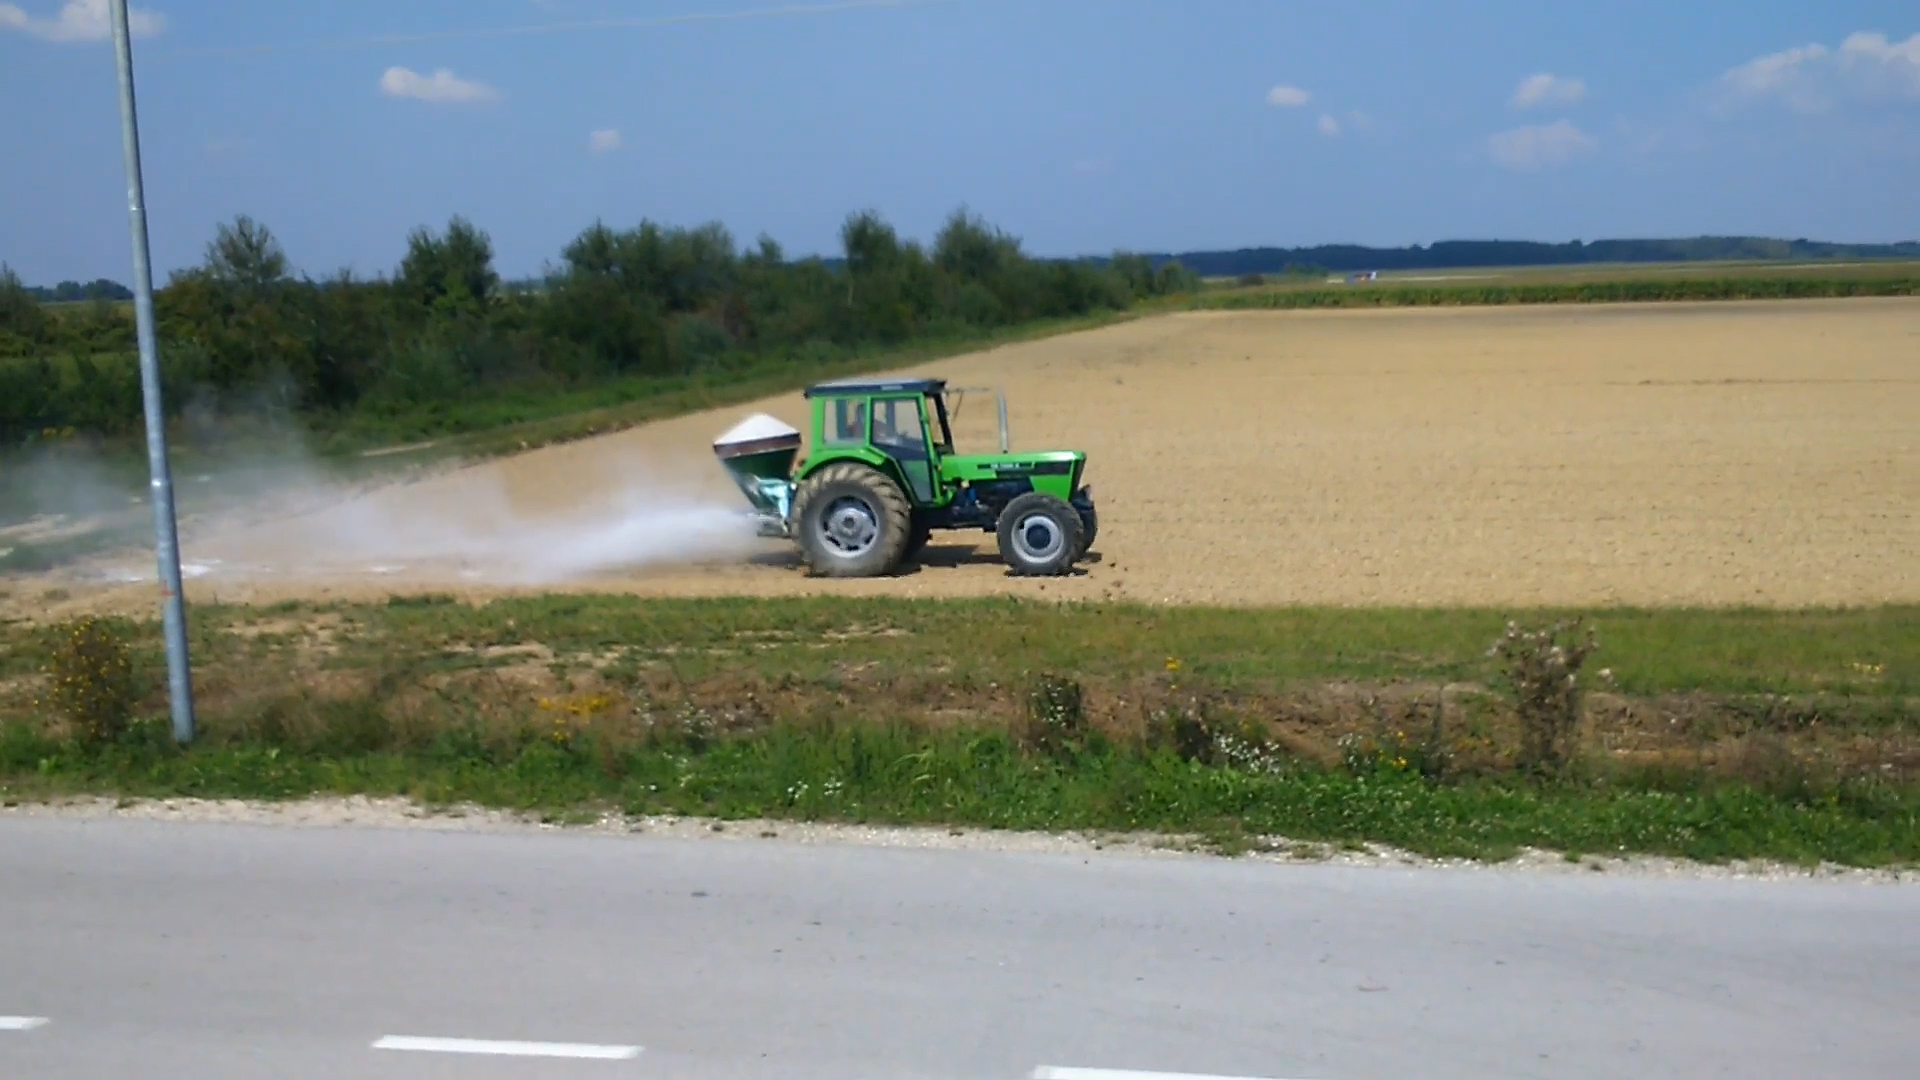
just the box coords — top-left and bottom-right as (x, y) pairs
(177, 465), (761, 587)
(10, 395), (761, 588)
(0, 442), (151, 565)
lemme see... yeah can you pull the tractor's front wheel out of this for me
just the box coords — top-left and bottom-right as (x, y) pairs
(904, 514), (933, 562)
(1071, 492), (1098, 560)
(997, 492), (1083, 576)
(792, 463), (912, 577)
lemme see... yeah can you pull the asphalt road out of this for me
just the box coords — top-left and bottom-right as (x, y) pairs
(2, 817), (1915, 1080)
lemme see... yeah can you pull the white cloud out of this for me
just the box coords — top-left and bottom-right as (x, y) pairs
(1716, 31), (1920, 113)
(1317, 114), (1341, 136)
(0, 0), (164, 41)
(1266, 84), (1311, 107)
(1511, 72), (1586, 108)
(588, 128), (622, 153)
(1487, 119), (1598, 170)
(379, 66), (499, 104)
(1840, 29), (1920, 64)
(1719, 43), (1833, 112)
(1837, 31), (1920, 93)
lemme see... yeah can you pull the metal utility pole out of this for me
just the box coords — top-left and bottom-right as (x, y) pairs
(109, 0), (195, 744)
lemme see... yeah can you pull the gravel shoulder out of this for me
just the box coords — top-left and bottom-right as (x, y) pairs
(6, 793), (1913, 884)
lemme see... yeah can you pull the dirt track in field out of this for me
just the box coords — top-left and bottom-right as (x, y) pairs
(12, 298), (1919, 615)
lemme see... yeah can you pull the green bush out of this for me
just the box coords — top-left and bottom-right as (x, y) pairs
(40, 616), (138, 745)
(669, 314), (734, 372)
(1490, 619), (1600, 774)
(1022, 673), (1088, 760)
(1146, 697), (1214, 762)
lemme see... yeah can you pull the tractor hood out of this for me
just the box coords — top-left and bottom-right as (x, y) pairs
(940, 449), (1087, 500)
(944, 449), (1085, 480)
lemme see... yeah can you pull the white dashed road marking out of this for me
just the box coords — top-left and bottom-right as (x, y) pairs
(1036, 1060), (1305, 1068)
(372, 1035), (641, 1059)
(0, 1017), (50, 1031)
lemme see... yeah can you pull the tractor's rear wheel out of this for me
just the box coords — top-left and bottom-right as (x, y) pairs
(997, 492), (1083, 576)
(792, 463), (912, 577)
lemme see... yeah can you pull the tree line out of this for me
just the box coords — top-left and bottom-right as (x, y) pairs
(21, 230), (1915, 309)
(1131, 236), (1920, 278)
(0, 209), (1199, 445)
(22, 279), (135, 304)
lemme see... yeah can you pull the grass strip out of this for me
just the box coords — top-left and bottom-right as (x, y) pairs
(3, 719), (1913, 867)
(3, 599), (1915, 866)
(166, 596), (1912, 699)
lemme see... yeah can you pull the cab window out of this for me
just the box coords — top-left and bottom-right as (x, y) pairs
(823, 398), (867, 445)
(872, 396), (926, 457)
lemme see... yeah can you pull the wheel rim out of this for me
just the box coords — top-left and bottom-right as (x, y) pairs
(1011, 512), (1065, 563)
(819, 496), (880, 557)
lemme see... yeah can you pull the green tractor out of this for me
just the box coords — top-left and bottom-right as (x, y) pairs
(713, 377), (1096, 577)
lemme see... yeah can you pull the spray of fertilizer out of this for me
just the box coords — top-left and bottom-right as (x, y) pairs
(40, 424), (763, 589)
(165, 454), (764, 587)
(5, 365), (772, 589)
(224, 470), (758, 585)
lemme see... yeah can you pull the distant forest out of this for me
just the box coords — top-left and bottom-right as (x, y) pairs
(32, 235), (1919, 298)
(25, 279), (135, 303)
(1126, 236), (1920, 277)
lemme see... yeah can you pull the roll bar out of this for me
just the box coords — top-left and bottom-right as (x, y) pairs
(945, 386), (1009, 453)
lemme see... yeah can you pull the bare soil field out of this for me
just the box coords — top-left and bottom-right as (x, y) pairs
(9, 297), (1917, 617)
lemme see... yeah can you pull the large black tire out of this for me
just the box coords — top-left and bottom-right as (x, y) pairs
(996, 492), (1084, 576)
(792, 463), (912, 577)
(1073, 500), (1098, 560)
(904, 514), (933, 561)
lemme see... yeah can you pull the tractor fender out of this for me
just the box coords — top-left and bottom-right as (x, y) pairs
(793, 449), (915, 513)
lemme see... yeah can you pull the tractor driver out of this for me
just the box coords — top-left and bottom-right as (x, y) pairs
(871, 398), (926, 459)
(833, 399), (867, 443)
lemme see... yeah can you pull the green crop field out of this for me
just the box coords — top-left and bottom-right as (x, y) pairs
(1193, 262), (1920, 309)
(1208, 258), (1920, 287)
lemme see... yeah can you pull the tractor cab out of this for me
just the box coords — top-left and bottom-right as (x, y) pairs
(802, 377), (965, 506)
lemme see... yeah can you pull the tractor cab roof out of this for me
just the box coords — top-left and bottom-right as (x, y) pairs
(803, 376), (947, 398)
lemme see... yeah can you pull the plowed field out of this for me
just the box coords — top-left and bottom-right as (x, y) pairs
(15, 297), (1918, 617)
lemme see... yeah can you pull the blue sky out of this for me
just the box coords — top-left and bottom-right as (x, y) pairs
(3, 0), (1918, 283)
